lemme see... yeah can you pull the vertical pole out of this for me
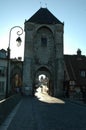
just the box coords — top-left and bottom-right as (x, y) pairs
(5, 47), (10, 98)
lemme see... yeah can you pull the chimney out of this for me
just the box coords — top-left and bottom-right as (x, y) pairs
(77, 49), (81, 56)
(77, 49), (82, 60)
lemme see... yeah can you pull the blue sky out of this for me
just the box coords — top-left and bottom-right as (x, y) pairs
(0, 0), (86, 58)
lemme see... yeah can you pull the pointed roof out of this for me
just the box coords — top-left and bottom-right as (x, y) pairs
(27, 8), (62, 24)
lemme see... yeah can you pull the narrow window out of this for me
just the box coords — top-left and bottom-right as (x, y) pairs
(0, 82), (4, 93)
(41, 37), (47, 47)
(80, 71), (85, 77)
(0, 66), (6, 77)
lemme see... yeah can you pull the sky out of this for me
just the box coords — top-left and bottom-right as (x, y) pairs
(0, 0), (86, 59)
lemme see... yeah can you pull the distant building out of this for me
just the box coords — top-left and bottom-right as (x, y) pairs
(64, 49), (86, 100)
(0, 49), (7, 58)
(0, 49), (23, 99)
(0, 49), (7, 99)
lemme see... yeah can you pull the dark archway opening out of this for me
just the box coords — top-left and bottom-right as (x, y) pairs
(10, 66), (22, 95)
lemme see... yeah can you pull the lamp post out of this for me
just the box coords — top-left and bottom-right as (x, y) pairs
(5, 26), (23, 98)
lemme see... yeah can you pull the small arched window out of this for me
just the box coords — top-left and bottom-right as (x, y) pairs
(41, 37), (47, 47)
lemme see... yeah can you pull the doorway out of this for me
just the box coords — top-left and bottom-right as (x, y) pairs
(33, 67), (53, 96)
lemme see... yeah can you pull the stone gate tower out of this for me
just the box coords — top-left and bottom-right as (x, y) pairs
(23, 8), (64, 97)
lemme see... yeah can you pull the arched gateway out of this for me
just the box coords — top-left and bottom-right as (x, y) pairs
(34, 66), (53, 96)
(23, 8), (64, 97)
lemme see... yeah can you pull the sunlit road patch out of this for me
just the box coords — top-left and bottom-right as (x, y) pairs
(35, 87), (65, 104)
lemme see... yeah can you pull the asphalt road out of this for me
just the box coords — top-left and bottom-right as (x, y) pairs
(1, 89), (86, 130)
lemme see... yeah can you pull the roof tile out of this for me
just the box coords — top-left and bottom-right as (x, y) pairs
(26, 8), (62, 24)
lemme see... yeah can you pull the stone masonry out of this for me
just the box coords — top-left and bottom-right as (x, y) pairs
(23, 8), (64, 97)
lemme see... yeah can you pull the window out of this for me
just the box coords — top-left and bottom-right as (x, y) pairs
(0, 66), (6, 77)
(41, 37), (47, 47)
(70, 81), (75, 85)
(0, 82), (4, 93)
(80, 71), (86, 77)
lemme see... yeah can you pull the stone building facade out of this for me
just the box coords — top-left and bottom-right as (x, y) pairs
(0, 49), (7, 98)
(64, 49), (86, 101)
(0, 49), (23, 99)
(23, 8), (64, 97)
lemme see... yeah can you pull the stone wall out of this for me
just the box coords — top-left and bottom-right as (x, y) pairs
(23, 21), (64, 97)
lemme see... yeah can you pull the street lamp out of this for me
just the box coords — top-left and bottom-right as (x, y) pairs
(5, 26), (23, 98)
